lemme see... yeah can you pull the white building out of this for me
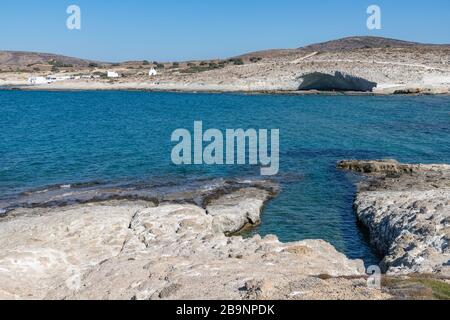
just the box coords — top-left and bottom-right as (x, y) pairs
(148, 67), (158, 76)
(46, 75), (72, 82)
(107, 71), (120, 78)
(55, 76), (72, 81)
(28, 76), (50, 85)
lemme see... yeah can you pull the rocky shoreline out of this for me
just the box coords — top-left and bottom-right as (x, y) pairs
(1, 167), (449, 300)
(0, 181), (391, 300)
(338, 160), (450, 276)
(2, 83), (450, 96)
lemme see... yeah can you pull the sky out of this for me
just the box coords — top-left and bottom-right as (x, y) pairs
(0, 0), (449, 62)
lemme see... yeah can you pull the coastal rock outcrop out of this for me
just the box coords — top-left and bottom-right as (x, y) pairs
(205, 187), (273, 234)
(0, 184), (388, 300)
(339, 160), (450, 276)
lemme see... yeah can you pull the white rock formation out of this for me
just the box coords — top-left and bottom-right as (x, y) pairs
(0, 186), (387, 300)
(339, 160), (450, 276)
(206, 187), (272, 234)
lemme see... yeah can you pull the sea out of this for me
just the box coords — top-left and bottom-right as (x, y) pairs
(1, 90), (449, 265)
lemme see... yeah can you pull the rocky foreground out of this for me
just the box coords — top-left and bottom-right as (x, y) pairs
(0, 182), (390, 300)
(338, 160), (450, 276)
(2, 171), (450, 300)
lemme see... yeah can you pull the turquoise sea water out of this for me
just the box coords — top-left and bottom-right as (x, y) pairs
(1, 91), (449, 264)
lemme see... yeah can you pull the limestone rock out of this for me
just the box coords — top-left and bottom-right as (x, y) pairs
(340, 160), (450, 276)
(0, 186), (382, 300)
(205, 187), (274, 234)
(338, 159), (414, 174)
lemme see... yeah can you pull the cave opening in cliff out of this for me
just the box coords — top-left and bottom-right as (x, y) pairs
(298, 71), (378, 92)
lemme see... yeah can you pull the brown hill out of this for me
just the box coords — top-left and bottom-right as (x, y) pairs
(1, 36), (449, 69)
(300, 36), (448, 51)
(0, 51), (99, 68)
(237, 36), (450, 59)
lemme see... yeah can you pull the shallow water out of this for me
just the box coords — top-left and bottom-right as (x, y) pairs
(1, 91), (449, 265)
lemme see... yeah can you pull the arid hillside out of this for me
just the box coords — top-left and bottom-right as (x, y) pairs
(300, 36), (449, 51)
(0, 51), (97, 68)
(1, 36), (449, 94)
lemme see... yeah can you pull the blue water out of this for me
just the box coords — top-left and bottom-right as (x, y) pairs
(1, 91), (449, 264)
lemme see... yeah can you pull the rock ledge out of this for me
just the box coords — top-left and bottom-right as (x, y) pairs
(0, 184), (387, 300)
(339, 160), (450, 276)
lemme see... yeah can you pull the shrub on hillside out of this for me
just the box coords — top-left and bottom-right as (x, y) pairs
(249, 57), (262, 63)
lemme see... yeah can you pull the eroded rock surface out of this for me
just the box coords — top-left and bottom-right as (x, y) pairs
(0, 185), (387, 300)
(205, 187), (274, 234)
(339, 160), (450, 276)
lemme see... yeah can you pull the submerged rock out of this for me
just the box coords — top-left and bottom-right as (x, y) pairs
(340, 160), (450, 276)
(0, 185), (386, 300)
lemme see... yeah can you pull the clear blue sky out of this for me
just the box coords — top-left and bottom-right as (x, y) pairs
(1, 0), (449, 62)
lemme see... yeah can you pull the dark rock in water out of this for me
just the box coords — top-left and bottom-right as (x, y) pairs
(0, 177), (280, 216)
(337, 159), (415, 174)
(298, 71), (377, 92)
(393, 88), (422, 95)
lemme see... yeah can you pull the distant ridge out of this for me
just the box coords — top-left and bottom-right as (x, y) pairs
(1, 36), (449, 68)
(237, 36), (450, 59)
(0, 51), (99, 68)
(300, 36), (448, 51)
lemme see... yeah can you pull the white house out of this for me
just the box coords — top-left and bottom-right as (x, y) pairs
(148, 67), (158, 76)
(107, 71), (120, 78)
(28, 76), (50, 85)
